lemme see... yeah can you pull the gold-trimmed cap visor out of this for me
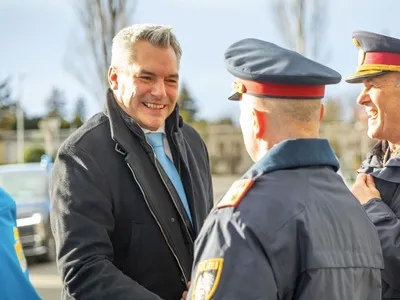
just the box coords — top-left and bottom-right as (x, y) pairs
(346, 70), (390, 83)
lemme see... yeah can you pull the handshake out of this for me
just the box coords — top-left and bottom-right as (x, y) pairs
(180, 281), (190, 300)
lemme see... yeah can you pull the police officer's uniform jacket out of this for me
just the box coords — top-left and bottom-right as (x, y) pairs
(359, 141), (400, 298)
(189, 139), (383, 300)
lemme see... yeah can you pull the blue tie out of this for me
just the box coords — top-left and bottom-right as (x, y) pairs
(146, 132), (193, 224)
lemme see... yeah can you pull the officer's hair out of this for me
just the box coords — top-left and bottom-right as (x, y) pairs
(111, 24), (182, 68)
(251, 96), (322, 123)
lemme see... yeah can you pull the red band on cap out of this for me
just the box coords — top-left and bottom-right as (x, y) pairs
(363, 52), (400, 66)
(236, 78), (325, 98)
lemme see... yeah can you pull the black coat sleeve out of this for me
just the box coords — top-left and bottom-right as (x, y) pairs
(364, 193), (400, 291)
(50, 145), (162, 300)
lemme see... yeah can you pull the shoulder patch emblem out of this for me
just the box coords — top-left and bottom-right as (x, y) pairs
(192, 258), (224, 300)
(217, 179), (254, 209)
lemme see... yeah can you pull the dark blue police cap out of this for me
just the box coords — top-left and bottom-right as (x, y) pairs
(346, 30), (400, 83)
(224, 38), (341, 100)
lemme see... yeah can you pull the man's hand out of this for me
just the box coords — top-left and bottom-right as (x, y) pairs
(181, 281), (191, 300)
(351, 173), (381, 204)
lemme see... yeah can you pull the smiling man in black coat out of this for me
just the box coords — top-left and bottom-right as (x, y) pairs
(50, 24), (213, 300)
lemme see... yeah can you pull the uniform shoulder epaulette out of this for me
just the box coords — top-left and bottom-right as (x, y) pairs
(217, 179), (255, 209)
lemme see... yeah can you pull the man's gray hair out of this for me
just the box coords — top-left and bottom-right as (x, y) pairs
(111, 23), (182, 67)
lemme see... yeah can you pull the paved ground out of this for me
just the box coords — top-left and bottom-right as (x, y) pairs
(29, 261), (61, 299)
(29, 175), (238, 299)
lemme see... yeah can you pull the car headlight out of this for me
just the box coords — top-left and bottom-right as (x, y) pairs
(17, 213), (43, 227)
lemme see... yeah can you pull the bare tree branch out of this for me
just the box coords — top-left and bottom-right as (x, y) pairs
(272, 1), (296, 51)
(269, 0), (329, 61)
(308, 0), (327, 60)
(65, 0), (138, 103)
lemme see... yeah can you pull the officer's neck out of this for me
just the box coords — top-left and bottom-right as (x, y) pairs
(267, 130), (319, 147)
(254, 131), (319, 162)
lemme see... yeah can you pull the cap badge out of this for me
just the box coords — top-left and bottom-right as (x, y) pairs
(232, 81), (246, 94)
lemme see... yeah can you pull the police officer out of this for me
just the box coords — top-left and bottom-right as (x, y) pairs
(347, 30), (400, 298)
(185, 38), (384, 300)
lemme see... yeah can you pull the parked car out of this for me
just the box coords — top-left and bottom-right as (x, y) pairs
(0, 155), (55, 262)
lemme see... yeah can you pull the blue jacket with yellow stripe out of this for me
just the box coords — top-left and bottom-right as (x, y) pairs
(0, 188), (41, 300)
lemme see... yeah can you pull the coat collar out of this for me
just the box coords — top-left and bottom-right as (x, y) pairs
(243, 138), (339, 179)
(364, 153), (400, 184)
(358, 140), (400, 184)
(358, 140), (387, 172)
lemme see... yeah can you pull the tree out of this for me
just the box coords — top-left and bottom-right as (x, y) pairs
(0, 77), (13, 107)
(12, 116), (42, 130)
(45, 87), (67, 119)
(66, 0), (138, 102)
(178, 82), (198, 123)
(71, 97), (87, 128)
(24, 146), (45, 163)
(270, 0), (330, 61)
(0, 77), (16, 130)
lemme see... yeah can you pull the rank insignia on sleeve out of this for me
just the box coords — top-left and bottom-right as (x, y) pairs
(192, 258), (224, 300)
(217, 179), (254, 209)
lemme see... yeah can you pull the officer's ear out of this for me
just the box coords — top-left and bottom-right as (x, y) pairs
(108, 66), (119, 90)
(319, 103), (325, 122)
(252, 108), (266, 139)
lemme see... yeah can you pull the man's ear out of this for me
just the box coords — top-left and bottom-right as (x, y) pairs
(319, 103), (325, 122)
(252, 108), (266, 139)
(108, 66), (119, 90)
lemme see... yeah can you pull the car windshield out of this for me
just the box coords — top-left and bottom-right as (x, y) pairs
(0, 171), (49, 203)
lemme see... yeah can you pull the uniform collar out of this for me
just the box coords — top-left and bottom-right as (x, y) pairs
(243, 138), (339, 179)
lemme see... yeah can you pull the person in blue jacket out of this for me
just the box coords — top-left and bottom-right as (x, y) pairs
(0, 188), (41, 299)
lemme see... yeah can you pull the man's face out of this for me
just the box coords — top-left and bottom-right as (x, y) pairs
(357, 73), (400, 143)
(110, 40), (179, 131)
(239, 97), (259, 162)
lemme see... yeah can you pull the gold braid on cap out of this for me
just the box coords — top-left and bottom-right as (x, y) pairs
(357, 64), (400, 72)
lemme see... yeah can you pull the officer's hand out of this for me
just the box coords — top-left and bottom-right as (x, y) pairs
(181, 281), (191, 300)
(351, 173), (381, 204)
